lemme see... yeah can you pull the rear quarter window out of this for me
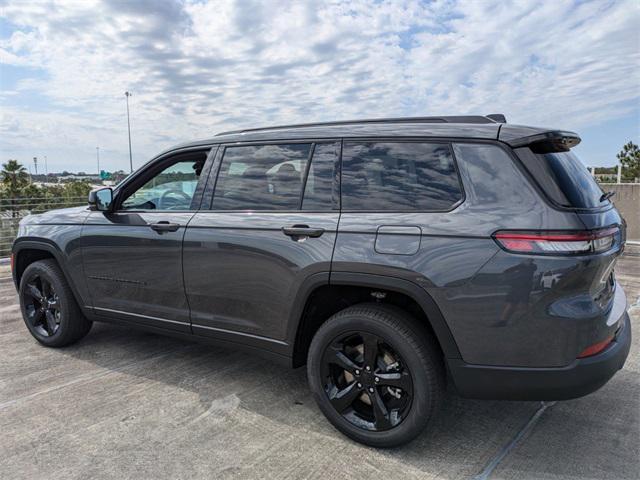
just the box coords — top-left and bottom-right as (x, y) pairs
(515, 147), (608, 209)
(341, 142), (463, 211)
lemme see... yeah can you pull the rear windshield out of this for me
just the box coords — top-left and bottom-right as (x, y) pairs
(516, 148), (608, 209)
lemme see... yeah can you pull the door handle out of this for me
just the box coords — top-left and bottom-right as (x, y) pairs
(149, 221), (180, 233)
(282, 224), (325, 239)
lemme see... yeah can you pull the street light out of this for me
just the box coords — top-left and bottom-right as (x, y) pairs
(125, 91), (133, 173)
(33, 157), (38, 175)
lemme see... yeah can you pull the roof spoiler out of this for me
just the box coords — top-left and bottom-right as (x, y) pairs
(507, 131), (581, 152)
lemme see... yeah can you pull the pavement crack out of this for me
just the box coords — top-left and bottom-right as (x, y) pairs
(472, 401), (556, 480)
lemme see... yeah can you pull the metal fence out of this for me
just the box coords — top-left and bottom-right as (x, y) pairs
(0, 197), (87, 257)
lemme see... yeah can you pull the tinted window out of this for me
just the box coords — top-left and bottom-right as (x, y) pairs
(212, 144), (311, 210)
(341, 142), (462, 211)
(121, 159), (203, 211)
(517, 148), (607, 209)
(302, 142), (339, 210)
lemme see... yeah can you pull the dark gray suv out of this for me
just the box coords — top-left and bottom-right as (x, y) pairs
(12, 116), (631, 447)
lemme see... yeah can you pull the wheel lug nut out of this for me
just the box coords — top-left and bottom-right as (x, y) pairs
(357, 383), (362, 388)
(365, 366), (371, 372)
(354, 369), (360, 375)
(375, 377), (379, 383)
(368, 387), (374, 393)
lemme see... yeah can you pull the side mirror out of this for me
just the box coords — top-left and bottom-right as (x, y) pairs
(88, 187), (114, 212)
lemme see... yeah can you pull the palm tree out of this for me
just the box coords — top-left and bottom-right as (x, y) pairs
(1, 159), (30, 217)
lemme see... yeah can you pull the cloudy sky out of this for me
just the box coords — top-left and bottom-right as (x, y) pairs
(1, 0), (639, 173)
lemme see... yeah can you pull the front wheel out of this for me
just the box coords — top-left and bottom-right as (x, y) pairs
(307, 303), (445, 448)
(19, 259), (92, 347)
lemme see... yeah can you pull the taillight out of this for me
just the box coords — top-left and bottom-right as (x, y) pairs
(577, 335), (614, 358)
(493, 227), (619, 255)
(10, 253), (15, 273)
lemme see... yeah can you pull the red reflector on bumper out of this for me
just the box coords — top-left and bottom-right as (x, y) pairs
(577, 335), (614, 359)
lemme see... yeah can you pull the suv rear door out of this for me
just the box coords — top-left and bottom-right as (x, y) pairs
(332, 140), (466, 275)
(183, 141), (340, 352)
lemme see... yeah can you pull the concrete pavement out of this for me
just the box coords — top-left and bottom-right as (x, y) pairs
(1, 248), (638, 480)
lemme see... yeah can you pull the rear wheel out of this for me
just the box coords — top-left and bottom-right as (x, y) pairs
(307, 303), (444, 447)
(19, 259), (92, 347)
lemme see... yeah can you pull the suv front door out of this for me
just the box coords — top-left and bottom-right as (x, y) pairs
(81, 148), (215, 332)
(183, 141), (340, 353)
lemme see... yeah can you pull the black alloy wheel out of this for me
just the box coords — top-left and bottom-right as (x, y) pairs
(19, 259), (92, 347)
(322, 332), (413, 431)
(308, 303), (445, 448)
(22, 275), (61, 337)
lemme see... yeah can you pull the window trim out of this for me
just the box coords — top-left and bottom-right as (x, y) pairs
(112, 146), (216, 213)
(301, 141), (342, 212)
(299, 143), (316, 209)
(205, 139), (340, 213)
(338, 138), (466, 214)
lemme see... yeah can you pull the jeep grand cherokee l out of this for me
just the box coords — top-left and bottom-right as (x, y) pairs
(12, 115), (631, 447)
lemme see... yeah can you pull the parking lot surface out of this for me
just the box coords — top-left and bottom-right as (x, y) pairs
(1, 247), (638, 480)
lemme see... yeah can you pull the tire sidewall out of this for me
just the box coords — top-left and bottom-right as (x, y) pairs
(19, 262), (71, 346)
(308, 309), (437, 447)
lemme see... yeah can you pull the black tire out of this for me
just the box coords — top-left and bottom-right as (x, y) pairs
(19, 259), (92, 347)
(307, 303), (444, 448)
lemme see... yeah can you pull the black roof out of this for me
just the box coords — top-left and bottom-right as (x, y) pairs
(164, 115), (580, 154)
(215, 115), (501, 136)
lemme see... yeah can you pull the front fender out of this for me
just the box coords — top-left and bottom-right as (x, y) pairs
(12, 237), (89, 313)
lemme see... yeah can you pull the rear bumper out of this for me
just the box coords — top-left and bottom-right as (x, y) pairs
(448, 311), (631, 400)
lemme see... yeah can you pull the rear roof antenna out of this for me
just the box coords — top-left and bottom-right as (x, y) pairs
(486, 114), (507, 123)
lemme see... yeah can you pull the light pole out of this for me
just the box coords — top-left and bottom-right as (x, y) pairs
(96, 146), (100, 175)
(33, 157), (38, 175)
(44, 155), (48, 176)
(125, 91), (133, 173)
(617, 162), (622, 184)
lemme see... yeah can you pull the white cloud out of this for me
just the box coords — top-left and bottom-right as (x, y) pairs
(0, 0), (638, 171)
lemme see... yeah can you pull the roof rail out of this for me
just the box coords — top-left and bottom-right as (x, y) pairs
(215, 115), (502, 136)
(486, 113), (507, 123)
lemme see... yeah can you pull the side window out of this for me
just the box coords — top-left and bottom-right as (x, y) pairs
(341, 142), (463, 211)
(302, 142), (339, 210)
(121, 157), (205, 211)
(212, 144), (312, 210)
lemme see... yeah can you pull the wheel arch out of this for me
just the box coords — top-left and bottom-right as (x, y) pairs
(12, 239), (85, 309)
(289, 272), (461, 368)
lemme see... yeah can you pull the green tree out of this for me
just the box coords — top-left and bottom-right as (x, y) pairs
(1, 159), (29, 197)
(0, 160), (30, 217)
(62, 180), (92, 201)
(616, 141), (640, 180)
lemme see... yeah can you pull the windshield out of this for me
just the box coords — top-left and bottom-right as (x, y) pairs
(517, 148), (608, 209)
